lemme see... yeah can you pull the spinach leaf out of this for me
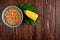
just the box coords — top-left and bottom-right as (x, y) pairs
(19, 3), (39, 26)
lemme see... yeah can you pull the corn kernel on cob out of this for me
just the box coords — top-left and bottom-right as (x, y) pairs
(24, 10), (38, 21)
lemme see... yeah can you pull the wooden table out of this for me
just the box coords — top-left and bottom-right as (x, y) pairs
(0, 0), (60, 40)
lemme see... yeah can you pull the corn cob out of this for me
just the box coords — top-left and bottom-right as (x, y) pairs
(24, 10), (38, 21)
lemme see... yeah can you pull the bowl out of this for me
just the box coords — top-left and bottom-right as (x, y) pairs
(2, 6), (23, 28)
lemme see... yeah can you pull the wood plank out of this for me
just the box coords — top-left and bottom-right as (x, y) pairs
(56, 0), (60, 40)
(43, 0), (56, 40)
(35, 0), (43, 40)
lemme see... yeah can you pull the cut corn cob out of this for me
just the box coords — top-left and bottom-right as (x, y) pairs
(24, 10), (38, 21)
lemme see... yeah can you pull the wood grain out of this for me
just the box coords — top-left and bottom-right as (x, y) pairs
(56, 0), (60, 40)
(43, 0), (56, 40)
(0, 0), (56, 40)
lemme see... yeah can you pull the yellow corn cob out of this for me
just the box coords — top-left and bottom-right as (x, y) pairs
(24, 10), (38, 21)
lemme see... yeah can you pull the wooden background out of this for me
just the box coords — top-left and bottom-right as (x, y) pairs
(0, 0), (59, 40)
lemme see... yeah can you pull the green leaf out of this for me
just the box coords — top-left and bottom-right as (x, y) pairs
(19, 3), (39, 26)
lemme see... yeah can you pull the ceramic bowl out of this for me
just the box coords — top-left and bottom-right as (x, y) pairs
(2, 6), (23, 28)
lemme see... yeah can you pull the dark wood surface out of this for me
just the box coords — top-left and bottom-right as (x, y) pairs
(0, 0), (59, 40)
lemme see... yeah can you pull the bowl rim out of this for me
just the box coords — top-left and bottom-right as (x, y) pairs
(2, 6), (23, 28)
